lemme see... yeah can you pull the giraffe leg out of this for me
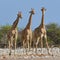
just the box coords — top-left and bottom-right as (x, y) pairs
(23, 40), (25, 54)
(9, 40), (12, 56)
(29, 40), (31, 51)
(26, 41), (28, 55)
(33, 39), (35, 48)
(32, 38), (36, 53)
(11, 37), (14, 48)
(8, 41), (10, 50)
(23, 40), (27, 54)
(8, 41), (11, 55)
(14, 34), (17, 56)
(29, 32), (32, 51)
(35, 37), (40, 54)
(14, 39), (16, 55)
(30, 35), (32, 51)
(40, 34), (43, 54)
(9, 37), (13, 56)
(32, 36), (35, 53)
(44, 34), (50, 55)
(27, 35), (29, 52)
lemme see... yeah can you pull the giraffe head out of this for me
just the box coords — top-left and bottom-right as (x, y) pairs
(17, 12), (22, 18)
(29, 8), (35, 14)
(41, 7), (46, 12)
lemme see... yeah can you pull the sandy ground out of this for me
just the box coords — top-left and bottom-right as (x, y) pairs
(0, 48), (60, 60)
(0, 55), (60, 60)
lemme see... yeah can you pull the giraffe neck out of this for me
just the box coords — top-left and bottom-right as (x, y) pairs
(12, 16), (20, 29)
(40, 11), (45, 27)
(26, 13), (32, 29)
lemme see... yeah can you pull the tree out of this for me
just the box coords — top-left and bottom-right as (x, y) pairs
(46, 23), (60, 47)
(0, 25), (11, 47)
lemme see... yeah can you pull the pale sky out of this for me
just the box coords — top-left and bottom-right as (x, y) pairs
(0, 0), (60, 30)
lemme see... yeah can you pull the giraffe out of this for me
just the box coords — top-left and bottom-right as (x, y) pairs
(21, 9), (35, 53)
(7, 12), (22, 55)
(33, 7), (50, 55)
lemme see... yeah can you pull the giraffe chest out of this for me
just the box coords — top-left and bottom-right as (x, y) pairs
(35, 28), (46, 36)
(21, 29), (32, 39)
(40, 28), (46, 34)
(22, 29), (32, 37)
(26, 29), (32, 35)
(12, 29), (17, 34)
